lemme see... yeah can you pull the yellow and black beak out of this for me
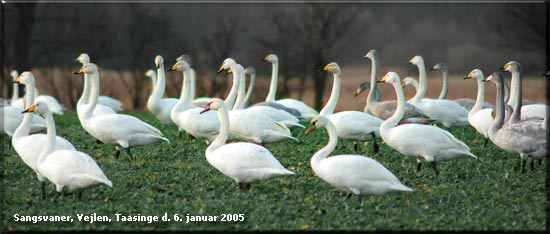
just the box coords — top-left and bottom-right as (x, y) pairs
(200, 103), (211, 114)
(13, 75), (22, 83)
(227, 68), (233, 74)
(167, 63), (178, 72)
(463, 72), (474, 80)
(22, 104), (37, 113)
(499, 63), (510, 72)
(262, 56), (269, 61)
(156, 60), (161, 69)
(216, 64), (225, 74)
(406, 59), (413, 64)
(73, 67), (85, 75)
(378, 74), (388, 83)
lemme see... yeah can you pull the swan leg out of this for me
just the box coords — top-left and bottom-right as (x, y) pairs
(353, 143), (359, 152)
(530, 159), (535, 171)
(344, 192), (352, 201)
(54, 192), (61, 201)
(521, 159), (526, 173)
(77, 191), (82, 200)
(416, 162), (422, 173)
(188, 134), (195, 141)
(238, 183), (250, 190)
(430, 162), (440, 176)
(96, 139), (102, 144)
(179, 131), (183, 139)
(370, 131), (379, 154)
(539, 159), (543, 166)
(40, 181), (46, 199)
(115, 149), (120, 160)
(483, 138), (488, 148)
(126, 148), (135, 161)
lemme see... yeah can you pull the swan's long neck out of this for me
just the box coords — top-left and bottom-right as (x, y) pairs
(82, 71), (100, 120)
(149, 73), (157, 94)
(13, 81), (36, 140)
(311, 121), (338, 169)
(190, 69), (196, 101)
(38, 108), (56, 166)
(381, 81), (406, 130)
(148, 64), (167, 112)
(490, 77), (505, 132)
(319, 72), (341, 116)
(11, 82), (19, 104)
(366, 57), (379, 109)
(410, 60), (427, 104)
(438, 70), (448, 99)
(503, 79), (511, 104)
(224, 65), (239, 108)
(470, 76), (485, 117)
(173, 68), (192, 113)
(266, 61), (278, 102)
(507, 71), (519, 106)
(206, 104), (229, 155)
(77, 73), (91, 109)
(233, 67), (246, 110)
(509, 70), (522, 123)
(244, 72), (256, 107)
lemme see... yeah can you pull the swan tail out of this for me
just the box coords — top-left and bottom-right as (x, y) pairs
(281, 121), (305, 129)
(390, 183), (413, 192)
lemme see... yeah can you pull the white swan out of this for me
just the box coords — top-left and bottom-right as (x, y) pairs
(262, 54), (318, 120)
(378, 72), (477, 175)
(147, 55), (179, 127)
(24, 102), (112, 200)
(244, 66), (257, 107)
(77, 63), (169, 160)
(174, 54), (212, 108)
(407, 55), (469, 128)
(485, 72), (546, 173)
(219, 59), (297, 144)
(231, 65), (303, 129)
(76, 53), (123, 111)
(12, 73), (76, 199)
(320, 62), (383, 152)
(305, 115), (412, 198)
(464, 69), (493, 146)
(431, 63), (494, 110)
(74, 58), (116, 121)
(201, 98), (294, 189)
(144, 69), (157, 88)
(359, 50), (431, 124)
(501, 61), (547, 120)
(10, 70), (66, 115)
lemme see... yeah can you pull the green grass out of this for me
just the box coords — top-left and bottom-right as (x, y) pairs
(1, 111), (547, 231)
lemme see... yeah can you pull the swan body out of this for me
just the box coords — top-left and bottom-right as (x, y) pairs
(378, 72), (477, 175)
(263, 54), (318, 120)
(26, 102), (112, 198)
(78, 63), (169, 158)
(306, 115), (412, 196)
(202, 99), (294, 187)
(485, 72), (546, 172)
(320, 62), (383, 143)
(407, 56), (469, 128)
(2, 106), (46, 136)
(360, 50), (431, 124)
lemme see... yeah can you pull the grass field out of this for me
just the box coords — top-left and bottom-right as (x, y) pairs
(1, 111), (547, 231)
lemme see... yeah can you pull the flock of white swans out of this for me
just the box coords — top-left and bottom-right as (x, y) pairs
(1, 50), (548, 201)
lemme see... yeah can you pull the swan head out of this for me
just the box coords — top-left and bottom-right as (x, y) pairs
(200, 98), (224, 114)
(13, 71), (35, 85)
(378, 72), (400, 84)
(430, 63), (447, 72)
(22, 101), (49, 115)
(402, 77), (417, 88)
(74, 63), (100, 75)
(155, 55), (164, 69)
(322, 62), (341, 74)
(483, 72), (503, 85)
(217, 58), (237, 74)
(263, 54), (278, 63)
(364, 49), (378, 60)
(305, 115), (330, 134)
(500, 61), (522, 73)
(175, 54), (192, 66)
(464, 69), (484, 80)
(354, 82), (371, 97)
(245, 66), (256, 76)
(167, 59), (190, 72)
(144, 69), (155, 78)
(407, 55), (424, 66)
(10, 70), (19, 80)
(76, 53), (90, 64)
